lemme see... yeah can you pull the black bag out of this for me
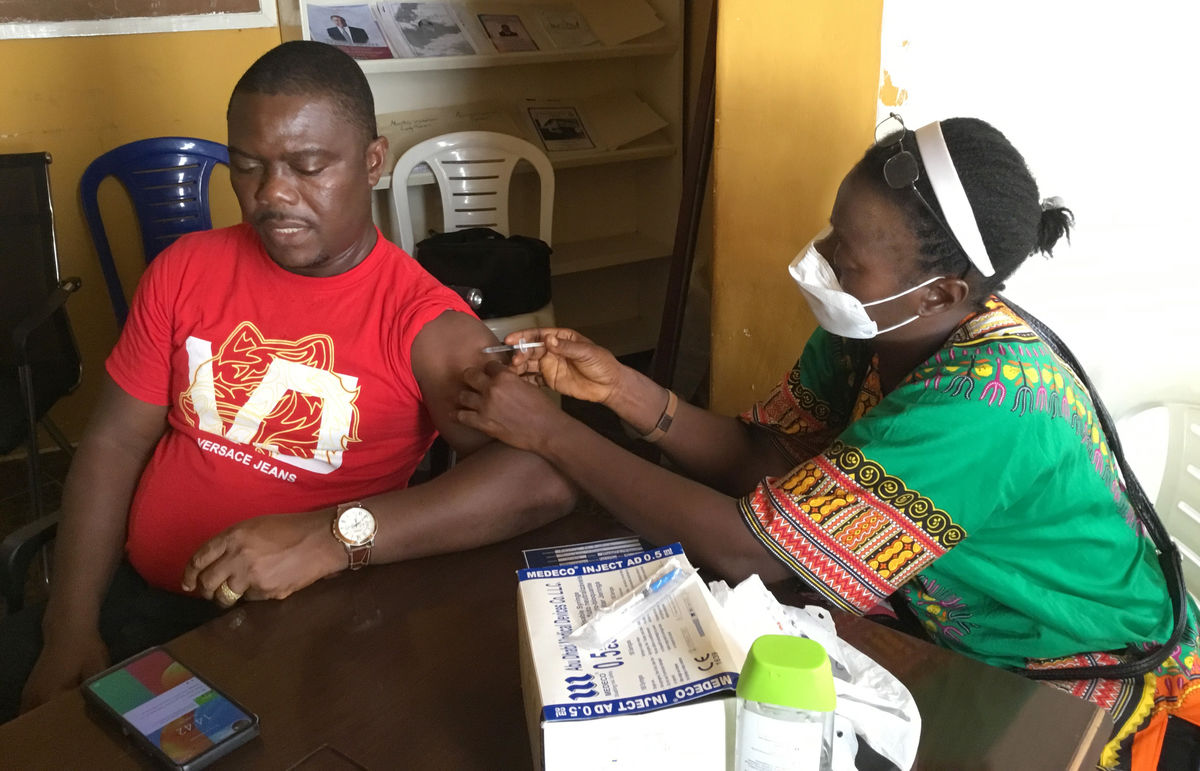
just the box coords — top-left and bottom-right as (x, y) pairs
(414, 227), (552, 319)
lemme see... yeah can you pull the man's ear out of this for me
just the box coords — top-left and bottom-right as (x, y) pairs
(366, 135), (388, 186)
(918, 277), (970, 315)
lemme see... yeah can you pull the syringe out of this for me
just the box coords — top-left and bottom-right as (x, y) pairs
(482, 339), (546, 354)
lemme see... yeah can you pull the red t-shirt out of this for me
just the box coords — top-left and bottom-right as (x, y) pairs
(106, 224), (471, 591)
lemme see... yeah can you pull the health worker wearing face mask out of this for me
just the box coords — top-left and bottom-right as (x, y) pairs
(455, 115), (1200, 768)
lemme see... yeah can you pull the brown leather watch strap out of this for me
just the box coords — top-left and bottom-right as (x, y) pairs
(347, 542), (372, 570)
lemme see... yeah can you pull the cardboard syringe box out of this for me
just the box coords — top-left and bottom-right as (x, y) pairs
(516, 544), (737, 770)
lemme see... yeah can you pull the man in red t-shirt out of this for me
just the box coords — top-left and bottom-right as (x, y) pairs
(6, 41), (574, 720)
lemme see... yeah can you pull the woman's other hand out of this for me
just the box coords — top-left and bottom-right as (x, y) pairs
(503, 328), (622, 404)
(458, 360), (568, 453)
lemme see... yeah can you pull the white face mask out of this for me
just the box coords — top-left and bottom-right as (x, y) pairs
(788, 227), (945, 339)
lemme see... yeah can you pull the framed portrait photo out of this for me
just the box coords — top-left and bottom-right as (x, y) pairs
(478, 13), (538, 53)
(527, 106), (594, 152)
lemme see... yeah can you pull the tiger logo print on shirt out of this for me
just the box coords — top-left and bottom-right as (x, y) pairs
(178, 321), (362, 475)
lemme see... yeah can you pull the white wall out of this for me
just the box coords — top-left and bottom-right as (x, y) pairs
(878, 1), (1200, 418)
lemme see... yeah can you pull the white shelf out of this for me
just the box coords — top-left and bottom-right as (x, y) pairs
(375, 135), (675, 190)
(545, 137), (676, 169)
(357, 39), (676, 74)
(327, 0), (685, 358)
(552, 233), (670, 276)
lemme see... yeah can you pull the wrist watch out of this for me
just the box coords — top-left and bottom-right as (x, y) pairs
(332, 502), (377, 570)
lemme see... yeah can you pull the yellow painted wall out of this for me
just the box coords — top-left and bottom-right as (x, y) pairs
(710, 1), (882, 414)
(1, 27), (279, 443)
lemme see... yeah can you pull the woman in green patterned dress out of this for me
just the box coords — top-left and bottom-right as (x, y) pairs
(456, 115), (1200, 768)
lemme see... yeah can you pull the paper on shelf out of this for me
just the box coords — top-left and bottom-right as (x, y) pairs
(522, 90), (667, 153)
(377, 89), (669, 176)
(575, 0), (664, 46)
(377, 101), (525, 172)
(522, 100), (596, 152)
(476, 10), (542, 52)
(578, 90), (669, 151)
(374, 2), (480, 58)
(303, 2), (394, 59)
(534, 3), (600, 49)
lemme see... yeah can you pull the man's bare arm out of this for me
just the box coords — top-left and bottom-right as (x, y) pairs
(22, 375), (167, 711)
(181, 311), (576, 601)
(399, 310), (577, 553)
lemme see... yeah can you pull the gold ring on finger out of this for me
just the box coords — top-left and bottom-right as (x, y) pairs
(216, 580), (243, 607)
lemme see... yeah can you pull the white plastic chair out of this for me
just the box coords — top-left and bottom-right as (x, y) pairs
(388, 131), (556, 339)
(1119, 401), (1200, 599)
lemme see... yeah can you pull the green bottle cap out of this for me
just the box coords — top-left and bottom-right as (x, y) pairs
(736, 635), (836, 712)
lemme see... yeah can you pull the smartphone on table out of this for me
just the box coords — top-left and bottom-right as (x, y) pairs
(81, 646), (259, 770)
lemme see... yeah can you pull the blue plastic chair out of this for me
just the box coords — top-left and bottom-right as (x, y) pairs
(80, 137), (229, 326)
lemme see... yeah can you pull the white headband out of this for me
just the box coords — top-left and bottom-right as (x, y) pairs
(913, 121), (995, 276)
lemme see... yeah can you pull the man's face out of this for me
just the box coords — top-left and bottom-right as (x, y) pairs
(331, 16), (346, 26)
(227, 92), (387, 276)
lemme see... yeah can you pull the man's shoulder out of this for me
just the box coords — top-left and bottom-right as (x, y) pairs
(373, 231), (407, 257)
(372, 232), (449, 289)
(355, 233), (474, 334)
(141, 224), (255, 285)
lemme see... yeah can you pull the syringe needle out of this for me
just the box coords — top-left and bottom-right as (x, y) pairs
(483, 341), (546, 354)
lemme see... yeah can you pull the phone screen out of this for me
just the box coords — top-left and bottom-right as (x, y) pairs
(85, 649), (255, 766)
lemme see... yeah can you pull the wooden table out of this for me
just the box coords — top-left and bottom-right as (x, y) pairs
(0, 508), (1111, 769)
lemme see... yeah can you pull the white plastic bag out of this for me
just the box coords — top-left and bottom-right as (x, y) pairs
(709, 575), (921, 770)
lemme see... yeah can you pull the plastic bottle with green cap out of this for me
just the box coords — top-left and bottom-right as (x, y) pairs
(735, 635), (836, 771)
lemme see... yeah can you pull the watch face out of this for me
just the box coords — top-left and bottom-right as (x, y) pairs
(337, 506), (376, 545)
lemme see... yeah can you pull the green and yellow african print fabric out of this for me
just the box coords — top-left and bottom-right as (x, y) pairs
(737, 297), (1200, 762)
